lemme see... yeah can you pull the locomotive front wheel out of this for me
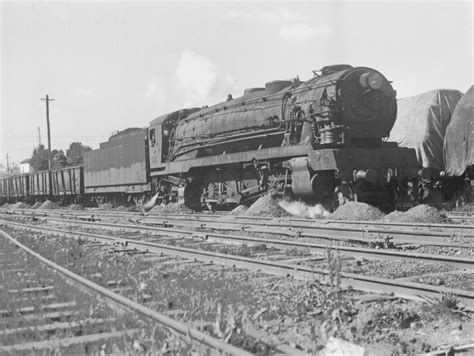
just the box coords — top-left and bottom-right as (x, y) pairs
(184, 182), (203, 211)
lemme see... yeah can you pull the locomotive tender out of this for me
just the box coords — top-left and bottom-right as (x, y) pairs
(1, 64), (423, 209)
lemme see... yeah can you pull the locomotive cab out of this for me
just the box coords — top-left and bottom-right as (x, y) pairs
(148, 108), (201, 172)
(148, 123), (163, 170)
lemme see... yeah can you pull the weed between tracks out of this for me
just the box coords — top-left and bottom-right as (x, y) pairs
(0, 230), (223, 354)
(0, 235), (192, 354)
(6, 227), (275, 353)
(4, 224), (473, 355)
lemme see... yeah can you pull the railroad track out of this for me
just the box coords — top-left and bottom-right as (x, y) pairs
(447, 211), (474, 221)
(2, 208), (472, 243)
(3, 207), (474, 234)
(10, 214), (474, 269)
(1, 211), (472, 265)
(2, 216), (474, 354)
(1, 209), (472, 252)
(2, 217), (473, 310)
(0, 228), (254, 355)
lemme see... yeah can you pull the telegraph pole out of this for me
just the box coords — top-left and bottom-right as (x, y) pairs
(38, 127), (42, 146)
(41, 95), (54, 170)
(41, 95), (54, 197)
(6, 154), (9, 173)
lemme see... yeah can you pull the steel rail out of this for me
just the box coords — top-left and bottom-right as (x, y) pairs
(447, 212), (474, 216)
(2, 208), (473, 242)
(3, 207), (474, 232)
(448, 215), (474, 221)
(288, 217), (474, 230)
(24, 215), (397, 245)
(0, 228), (253, 356)
(149, 211), (474, 231)
(2, 219), (473, 310)
(139, 217), (473, 246)
(418, 343), (474, 356)
(140, 215), (471, 239)
(0, 210), (463, 246)
(1, 330), (140, 352)
(39, 216), (474, 270)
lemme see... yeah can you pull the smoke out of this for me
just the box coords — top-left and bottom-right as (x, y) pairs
(142, 192), (160, 212)
(277, 199), (330, 219)
(175, 50), (237, 107)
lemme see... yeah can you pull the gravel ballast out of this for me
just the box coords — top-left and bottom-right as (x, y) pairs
(331, 201), (385, 221)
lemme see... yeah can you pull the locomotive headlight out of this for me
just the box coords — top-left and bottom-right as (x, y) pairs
(367, 72), (383, 90)
(359, 72), (383, 90)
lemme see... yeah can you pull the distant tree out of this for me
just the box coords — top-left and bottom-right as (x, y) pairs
(0, 163), (20, 176)
(30, 144), (49, 171)
(66, 142), (92, 166)
(52, 150), (67, 169)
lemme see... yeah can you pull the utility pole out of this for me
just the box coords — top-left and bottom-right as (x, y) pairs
(41, 94), (54, 197)
(41, 95), (54, 170)
(6, 154), (9, 173)
(38, 127), (42, 146)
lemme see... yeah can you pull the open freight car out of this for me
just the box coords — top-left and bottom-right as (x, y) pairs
(50, 166), (83, 204)
(0, 166), (84, 205)
(27, 166), (84, 204)
(7, 175), (28, 200)
(0, 177), (9, 202)
(28, 170), (50, 201)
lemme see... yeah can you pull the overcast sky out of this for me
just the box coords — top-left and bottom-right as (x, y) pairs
(1, 1), (472, 165)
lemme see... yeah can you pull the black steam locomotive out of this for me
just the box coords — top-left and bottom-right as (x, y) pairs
(3, 64), (469, 210)
(147, 64), (418, 210)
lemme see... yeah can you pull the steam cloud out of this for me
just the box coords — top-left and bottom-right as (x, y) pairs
(175, 50), (237, 107)
(278, 199), (330, 218)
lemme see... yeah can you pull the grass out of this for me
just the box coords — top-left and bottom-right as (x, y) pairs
(275, 248), (358, 351)
(6, 226), (278, 353)
(420, 290), (469, 319)
(0, 228), (212, 354)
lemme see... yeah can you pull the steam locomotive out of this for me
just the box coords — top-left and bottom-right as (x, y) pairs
(147, 64), (418, 210)
(3, 64), (457, 210)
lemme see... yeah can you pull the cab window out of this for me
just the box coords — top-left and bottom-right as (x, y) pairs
(149, 129), (156, 146)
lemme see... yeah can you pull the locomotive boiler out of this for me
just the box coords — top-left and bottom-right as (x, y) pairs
(147, 64), (419, 210)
